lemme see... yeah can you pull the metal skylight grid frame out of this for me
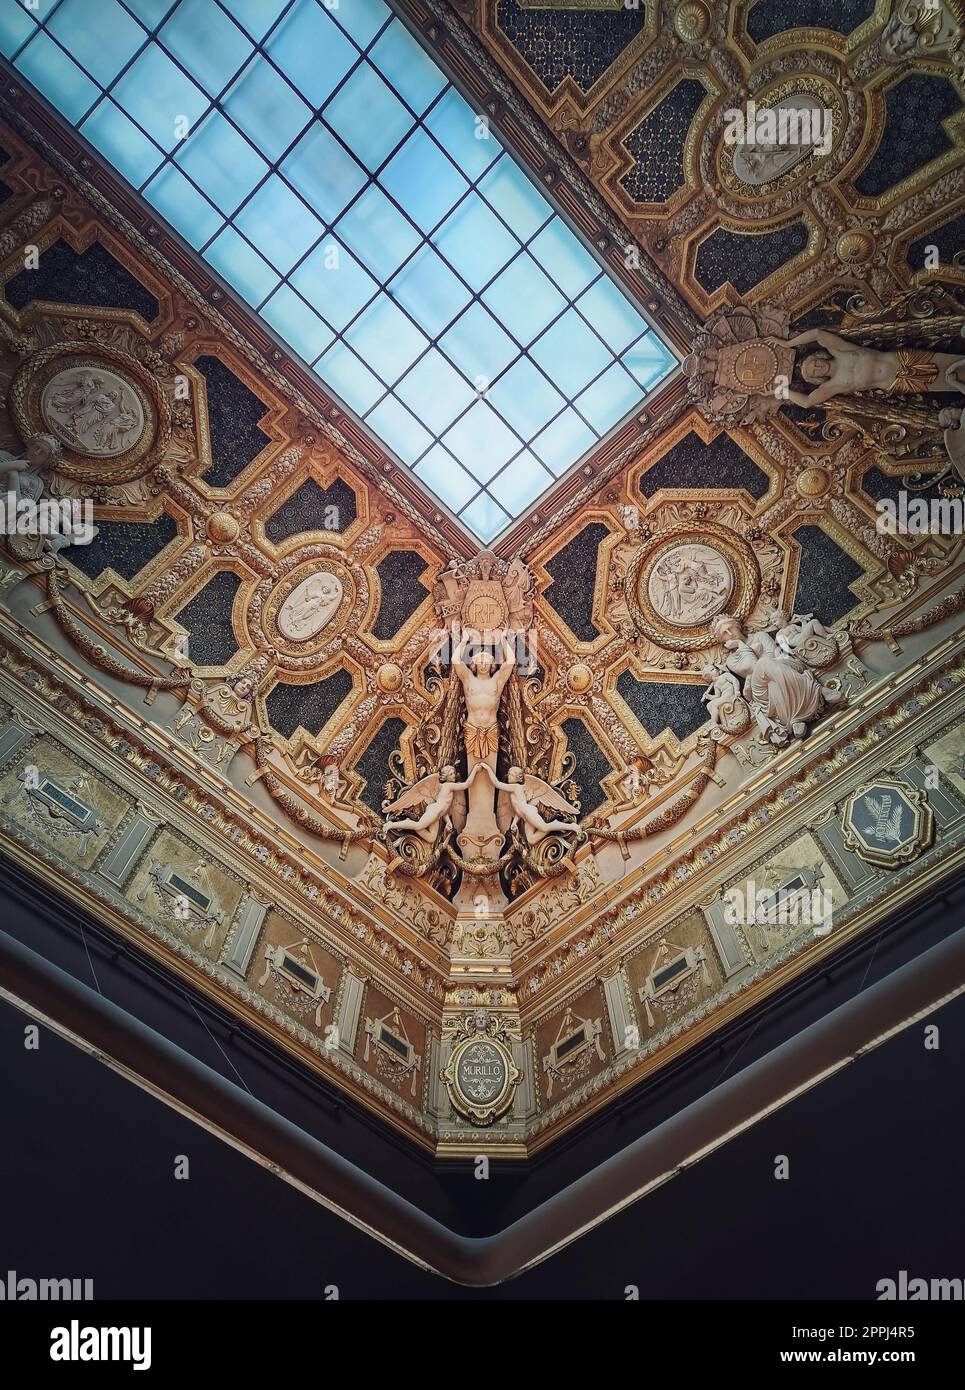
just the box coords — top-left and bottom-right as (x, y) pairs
(1, 0), (677, 541)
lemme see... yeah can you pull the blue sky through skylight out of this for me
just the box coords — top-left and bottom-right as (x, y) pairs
(1, 0), (677, 542)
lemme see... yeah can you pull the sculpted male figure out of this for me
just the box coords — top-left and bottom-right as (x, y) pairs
(452, 628), (515, 772)
(774, 328), (965, 408)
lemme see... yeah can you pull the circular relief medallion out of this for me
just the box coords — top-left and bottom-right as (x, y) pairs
(627, 522), (760, 651)
(9, 342), (168, 483)
(442, 1032), (522, 1125)
(41, 366), (145, 458)
(647, 543), (734, 628)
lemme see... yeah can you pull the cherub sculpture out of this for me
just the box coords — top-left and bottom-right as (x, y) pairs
(383, 762), (485, 844)
(700, 664), (751, 737)
(766, 608), (841, 668)
(481, 762), (581, 847)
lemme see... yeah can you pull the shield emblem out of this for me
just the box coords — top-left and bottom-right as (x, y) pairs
(463, 581), (507, 636)
(719, 338), (794, 395)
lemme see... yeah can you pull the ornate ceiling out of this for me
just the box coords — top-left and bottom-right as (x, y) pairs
(0, 0), (964, 1241)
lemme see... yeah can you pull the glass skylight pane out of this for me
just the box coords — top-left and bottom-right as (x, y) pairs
(223, 57), (312, 165)
(395, 351), (476, 436)
(175, 111), (268, 215)
(159, 0), (252, 97)
(143, 163), (223, 248)
(82, 99), (164, 188)
(229, 0), (290, 43)
(388, 245), (472, 340)
(333, 0), (393, 49)
(481, 253), (566, 346)
(261, 285), (335, 364)
(530, 217), (599, 298)
(15, 33), (98, 124)
(291, 240), (377, 333)
(334, 185), (420, 282)
(112, 46), (208, 152)
(122, 0), (174, 25)
(531, 409), (596, 475)
(439, 303), (517, 385)
(235, 176), (323, 275)
(370, 19), (446, 115)
(381, 130), (469, 234)
(460, 492), (510, 544)
(345, 295), (429, 385)
(486, 358), (565, 439)
(442, 401), (519, 482)
(325, 65), (413, 173)
(316, 341), (384, 415)
(415, 445), (478, 512)
(425, 88), (500, 180)
(623, 333), (677, 390)
(0, 3), (37, 58)
(15, 0), (61, 21)
(489, 452), (551, 514)
(281, 123), (366, 225)
(576, 277), (648, 355)
(365, 396), (432, 466)
(479, 158), (552, 242)
(15, 0), (677, 543)
(573, 362), (640, 434)
(432, 194), (519, 292)
(530, 309), (611, 397)
(266, 1), (359, 109)
(206, 226), (279, 307)
(49, 0), (145, 89)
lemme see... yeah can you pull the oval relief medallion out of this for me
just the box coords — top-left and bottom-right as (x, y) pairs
(277, 570), (344, 641)
(647, 543), (734, 628)
(41, 366), (146, 458)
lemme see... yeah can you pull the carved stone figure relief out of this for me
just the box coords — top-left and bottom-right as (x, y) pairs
(41, 366), (144, 458)
(647, 543), (734, 627)
(277, 570), (344, 642)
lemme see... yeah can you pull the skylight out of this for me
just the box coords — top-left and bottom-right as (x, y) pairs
(1, 0), (677, 541)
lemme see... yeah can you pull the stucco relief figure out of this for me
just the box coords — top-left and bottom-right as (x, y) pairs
(766, 608), (841, 668)
(170, 672), (263, 768)
(773, 329), (965, 408)
(383, 763), (483, 844)
(0, 432), (61, 502)
(277, 570), (343, 641)
(0, 433), (96, 561)
(709, 614), (843, 745)
(42, 367), (143, 458)
(700, 665), (751, 737)
(648, 544), (733, 626)
(731, 95), (828, 187)
(685, 302), (965, 428)
(452, 629), (515, 771)
(480, 763), (581, 847)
